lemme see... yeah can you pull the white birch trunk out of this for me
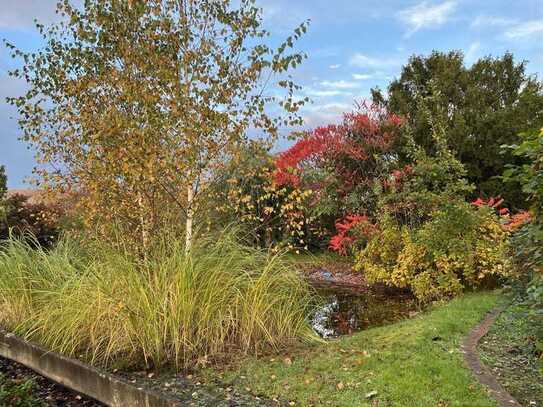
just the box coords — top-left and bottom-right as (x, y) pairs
(185, 184), (194, 254)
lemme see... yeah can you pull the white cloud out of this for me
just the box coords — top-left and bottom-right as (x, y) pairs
(319, 80), (361, 89)
(304, 102), (352, 113)
(302, 102), (352, 126)
(471, 15), (516, 28)
(352, 73), (373, 80)
(397, 1), (457, 37)
(349, 53), (401, 69)
(260, 1), (310, 33)
(505, 20), (543, 39)
(305, 88), (350, 97)
(464, 41), (481, 64)
(329, 64), (341, 69)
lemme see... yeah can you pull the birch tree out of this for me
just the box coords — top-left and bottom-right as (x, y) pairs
(7, 0), (308, 253)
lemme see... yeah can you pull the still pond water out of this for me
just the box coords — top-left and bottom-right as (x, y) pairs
(311, 288), (420, 338)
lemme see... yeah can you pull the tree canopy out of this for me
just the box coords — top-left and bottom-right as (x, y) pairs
(372, 51), (543, 208)
(7, 0), (308, 252)
(0, 166), (6, 201)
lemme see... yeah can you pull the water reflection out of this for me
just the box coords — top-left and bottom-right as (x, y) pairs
(311, 290), (419, 338)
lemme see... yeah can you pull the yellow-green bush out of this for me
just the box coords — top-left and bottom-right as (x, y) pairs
(356, 205), (511, 302)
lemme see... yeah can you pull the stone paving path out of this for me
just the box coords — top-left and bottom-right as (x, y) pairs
(461, 307), (521, 407)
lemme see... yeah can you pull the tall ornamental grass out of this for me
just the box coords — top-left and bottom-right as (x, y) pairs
(0, 233), (315, 370)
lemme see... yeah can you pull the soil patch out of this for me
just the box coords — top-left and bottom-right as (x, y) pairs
(0, 356), (102, 406)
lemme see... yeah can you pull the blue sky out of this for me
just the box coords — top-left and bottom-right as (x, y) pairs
(1, 0), (543, 188)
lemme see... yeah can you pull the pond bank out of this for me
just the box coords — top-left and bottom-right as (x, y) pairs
(212, 291), (503, 406)
(296, 255), (421, 338)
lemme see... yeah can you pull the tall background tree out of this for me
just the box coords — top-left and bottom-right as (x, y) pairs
(372, 51), (543, 208)
(0, 165), (7, 222)
(0, 166), (6, 201)
(7, 0), (308, 253)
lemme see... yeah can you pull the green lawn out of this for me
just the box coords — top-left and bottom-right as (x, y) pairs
(218, 291), (502, 406)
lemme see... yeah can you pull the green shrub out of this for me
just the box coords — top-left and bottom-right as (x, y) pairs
(508, 222), (543, 275)
(355, 107), (510, 302)
(209, 143), (322, 251)
(503, 128), (543, 308)
(0, 231), (315, 370)
(503, 129), (543, 213)
(378, 121), (473, 229)
(356, 205), (510, 302)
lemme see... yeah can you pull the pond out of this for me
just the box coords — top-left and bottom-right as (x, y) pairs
(311, 288), (420, 338)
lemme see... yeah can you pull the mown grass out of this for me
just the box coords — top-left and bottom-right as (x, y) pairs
(0, 233), (316, 370)
(218, 291), (502, 406)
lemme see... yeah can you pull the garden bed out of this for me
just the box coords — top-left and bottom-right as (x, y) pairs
(0, 356), (102, 406)
(0, 327), (277, 406)
(0, 328), (186, 406)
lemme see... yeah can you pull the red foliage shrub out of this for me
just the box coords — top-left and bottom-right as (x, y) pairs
(329, 214), (377, 256)
(472, 197), (506, 211)
(383, 165), (414, 190)
(273, 125), (365, 187)
(0, 193), (63, 247)
(472, 196), (510, 217)
(273, 104), (404, 191)
(472, 196), (533, 232)
(503, 211), (532, 232)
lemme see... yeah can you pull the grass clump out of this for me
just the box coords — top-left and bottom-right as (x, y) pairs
(0, 232), (315, 370)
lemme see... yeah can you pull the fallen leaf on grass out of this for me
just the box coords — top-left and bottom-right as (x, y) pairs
(365, 390), (378, 399)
